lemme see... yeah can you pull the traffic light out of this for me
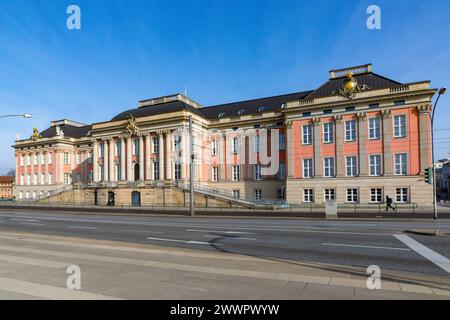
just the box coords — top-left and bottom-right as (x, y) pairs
(424, 168), (433, 184)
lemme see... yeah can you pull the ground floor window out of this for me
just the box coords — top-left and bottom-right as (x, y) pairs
(153, 161), (160, 180)
(371, 188), (383, 203)
(347, 189), (358, 203)
(254, 189), (262, 201)
(278, 186), (286, 200)
(396, 188), (409, 203)
(324, 189), (336, 201)
(304, 189), (314, 203)
(233, 190), (240, 199)
(174, 162), (181, 180)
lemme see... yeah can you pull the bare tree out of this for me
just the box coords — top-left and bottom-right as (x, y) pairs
(5, 169), (15, 177)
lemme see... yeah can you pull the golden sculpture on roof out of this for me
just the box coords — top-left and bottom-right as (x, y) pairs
(31, 127), (41, 140)
(333, 72), (370, 100)
(125, 114), (139, 136)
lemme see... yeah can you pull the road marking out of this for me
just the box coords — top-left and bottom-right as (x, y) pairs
(394, 234), (450, 274)
(11, 218), (40, 222)
(322, 243), (412, 251)
(124, 229), (164, 234)
(21, 223), (45, 226)
(186, 229), (255, 235)
(68, 226), (98, 230)
(203, 235), (256, 241)
(146, 237), (220, 246)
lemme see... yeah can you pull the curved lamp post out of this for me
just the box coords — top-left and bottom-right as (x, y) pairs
(431, 87), (447, 220)
(0, 114), (34, 119)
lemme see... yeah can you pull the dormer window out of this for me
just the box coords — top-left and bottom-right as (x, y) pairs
(238, 109), (245, 116)
(218, 112), (225, 118)
(258, 106), (266, 112)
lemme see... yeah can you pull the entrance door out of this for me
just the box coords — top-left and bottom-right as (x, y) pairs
(134, 164), (140, 181)
(94, 190), (98, 206)
(107, 192), (115, 206)
(131, 191), (141, 207)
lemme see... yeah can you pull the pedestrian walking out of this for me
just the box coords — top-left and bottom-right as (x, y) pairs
(385, 195), (396, 212)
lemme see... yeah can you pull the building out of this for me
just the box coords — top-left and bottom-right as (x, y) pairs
(13, 64), (436, 209)
(0, 176), (14, 199)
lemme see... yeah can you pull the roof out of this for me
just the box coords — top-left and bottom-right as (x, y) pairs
(111, 101), (204, 121)
(201, 91), (313, 119)
(40, 124), (92, 139)
(306, 72), (402, 99)
(0, 176), (14, 184)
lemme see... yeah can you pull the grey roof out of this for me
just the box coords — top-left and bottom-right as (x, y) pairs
(40, 124), (92, 139)
(111, 101), (204, 121)
(306, 73), (401, 99)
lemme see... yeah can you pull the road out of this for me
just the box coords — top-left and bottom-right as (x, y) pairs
(0, 209), (449, 277)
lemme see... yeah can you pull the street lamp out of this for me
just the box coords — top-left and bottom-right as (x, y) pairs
(431, 87), (447, 220)
(0, 113), (34, 119)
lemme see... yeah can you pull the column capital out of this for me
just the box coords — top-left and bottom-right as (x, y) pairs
(357, 112), (367, 121)
(312, 117), (322, 126)
(381, 109), (392, 119)
(285, 120), (293, 128)
(333, 115), (343, 123)
(417, 104), (432, 114)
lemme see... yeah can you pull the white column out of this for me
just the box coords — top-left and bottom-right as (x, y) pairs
(159, 133), (164, 181)
(139, 135), (144, 181)
(30, 152), (35, 184)
(145, 134), (151, 180)
(103, 141), (108, 182)
(109, 139), (115, 182)
(120, 138), (126, 181)
(165, 131), (172, 180)
(93, 141), (99, 182)
(127, 137), (133, 181)
(59, 151), (64, 184)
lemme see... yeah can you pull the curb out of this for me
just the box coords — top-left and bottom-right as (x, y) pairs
(406, 229), (450, 237)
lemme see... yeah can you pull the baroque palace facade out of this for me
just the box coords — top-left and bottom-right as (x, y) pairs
(13, 64), (435, 208)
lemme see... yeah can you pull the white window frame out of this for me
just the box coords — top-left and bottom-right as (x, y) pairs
(302, 125), (313, 145)
(323, 157), (335, 178)
(254, 164), (262, 180)
(232, 137), (239, 154)
(323, 123), (334, 144)
(303, 159), (313, 178)
(368, 117), (381, 140)
(324, 189), (336, 201)
(232, 165), (240, 181)
(211, 166), (219, 182)
(369, 155), (382, 176)
(211, 139), (217, 156)
(345, 120), (357, 142)
(64, 153), (69, 165)
(303, 189), (314, 203)
(152, 136), (160, 154)
(115, 141), (121, 157)
(347, 188), (359, 203)
(134, 138), (140, 155)
(254, 189), (262, 201)
(233, 190), (240, 199)
(393, 115), (407, 138)
(153, 160), (159, 180)
(396, 188), (409, 203)
(48, 173), (53, 185)
(370, 188), (383, 203)
(394, 153), (408, 176)
(174, 162), (182, 180)
(346, 156), (358, 177)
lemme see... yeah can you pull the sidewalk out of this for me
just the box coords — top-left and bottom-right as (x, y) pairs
(0, 231), (448, 300)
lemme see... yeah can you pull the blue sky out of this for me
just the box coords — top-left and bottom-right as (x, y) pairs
(0, 0), (449, 174)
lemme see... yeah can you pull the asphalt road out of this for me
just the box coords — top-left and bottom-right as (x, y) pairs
(0, 209), (450, 277)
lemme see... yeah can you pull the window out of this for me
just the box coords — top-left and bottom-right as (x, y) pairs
(238, 109), (245, 116)
(324, 158), (335, 177)
(371, 188), (383, 203)
(279, 133), (286, 151)
(302, 125), (313, 145)
(211, 166), (219, 182)
(64, 153), (69, 165)
(27, 174), (31, 185)
(396, 188), (409, 203)
(76, 173), (81, 182)
(325, 189), (336, 201)
(115, 141), (122, 157)
(254, 164), (262, 180)
(218, 112), (225, 118)
(369, 155), (382, 176)
(394, 115), (407, 138)
(152, 136), (159, 154)
(153, 160), (160, 180)
(345, 120), (357, 142)
(99, 143), (104, 158)
(254, 135), (261, 153)
(48, 173), (53, 184)
(303, 112), (311, 117)
(87, 152), (92, 164)
(304, 189), (314, 203)
(346, 156), (358, 177)
(254, 189), (262, 201)
(211, 140), (217, 156)
(116, 165), (122, 181)
(232, 165), (240, 181)
(88, 171), (93, 182)
(64, 173), (70, 185)
(134, 138), (140, 155)
(303, 159), (313, 178)
(279, 162), (286, 180)
(347, 189), (358, 203)
(394, 100), (406, 106)
(368, 118), (381, 140)
(232, 137), (239, 154)
(76, 153), (81, 165)
(323, 109), (333, 115)
(278, 187), (286, 200)
(323, 123), (334, 144)
(345, 106), (356, 112)
(174, 162), (181, 180)
(369, 103), (380, 109)
(233, 190), (240, 199)
(394, 153), (408, 175)
(99, 165), (104, 181)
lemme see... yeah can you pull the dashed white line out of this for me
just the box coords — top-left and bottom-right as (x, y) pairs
(322, 243), (412, 251)
(21, 223), (45, 226)
(186, 229), (255, 235)
(146, 237), (221, 246)
(394, 234), (450, 274)
(203, 235), (256, 241)
(68, 226), (98, 230)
